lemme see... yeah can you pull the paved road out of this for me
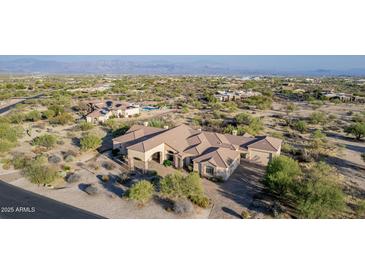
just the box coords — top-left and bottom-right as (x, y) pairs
(0, 180), (104, 219)
(0, 93), (44, 115)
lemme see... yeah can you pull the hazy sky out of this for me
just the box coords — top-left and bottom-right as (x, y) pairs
(0, 55), (364, 71)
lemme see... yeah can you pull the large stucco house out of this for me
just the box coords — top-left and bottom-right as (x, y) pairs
(112, 123), (282, 180)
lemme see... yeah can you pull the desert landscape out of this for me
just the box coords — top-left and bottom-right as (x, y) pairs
(0, 75), (364, 218)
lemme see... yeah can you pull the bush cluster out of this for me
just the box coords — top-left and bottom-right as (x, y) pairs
(160, 172), (211, 208)
(80, 134), (102, 150)
(264, 156), (345, 218)
(31, 134), (57, 148)
(126, 180), (155, 205)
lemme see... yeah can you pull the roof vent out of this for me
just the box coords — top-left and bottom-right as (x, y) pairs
(143, 121), (149, 127)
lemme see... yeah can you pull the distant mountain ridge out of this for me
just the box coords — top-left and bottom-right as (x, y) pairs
(1, 58), (365, 76)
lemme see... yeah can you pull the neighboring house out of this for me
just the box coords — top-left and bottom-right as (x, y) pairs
(85, 100), (140, 123)
(112, 124), (282, 180)
(85, 108), (112, 123)
(322, 92), (358, 102)
(214, 90), (261, 102)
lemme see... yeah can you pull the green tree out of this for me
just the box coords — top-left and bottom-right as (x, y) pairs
(160, 172), (210, 208)
(296, 162), (345, 218)
(345, 122), (365, 140)
(264, 156), (302, 196)
(235, 113), (263, 135)
(126, 180), (155, 204)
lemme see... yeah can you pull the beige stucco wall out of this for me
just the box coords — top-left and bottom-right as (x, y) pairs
(193, 154), (240, 181)
(249, 149), (272, 165)
(125, 107), (140, 117)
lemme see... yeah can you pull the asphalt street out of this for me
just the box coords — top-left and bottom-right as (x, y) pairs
(0, 180), (104, 219)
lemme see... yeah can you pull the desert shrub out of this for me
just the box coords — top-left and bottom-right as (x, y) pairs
(244, 96), (272, 110)
(309, 111), (327, 125)
(48, 154), (62, 164)
(172, 198), (194, 215)
(296, 162), (345, 218)
(312, 129), (326, 139)
(292, 120), (307, 133)
(78, 121), (94, 131)
(0, 139), (16, 153)
(23, 161), (58, 185)
(264, 155), (302, 196)
(104, 119), (121, 131)
(11, 154), (31, 169)
(148, 118), (169, 128)
(42, 109), (56, 120)
(281, 143), (294, 154)
(163, 159), (172, 167)
(126, 180), (155, 204)
(344, 122), (365, 140)
(26, 110), (42, 122)
(101, 175), (110, 182)
(49, 112), (74, 125)
(62, 165), (71, 171)
(63, 150), (78, 158)
(66, 173), (81, 183)
(9, 113), (25, 124)
(112, 124), (130, 138)
(31, 134), (57, 148)
(160, 172), (210, 208)
(48, 105), (65, 116)
(0, 123), (23, 153)
(241, 209), (251, 219)
(80, 134), (101, 150)
(235, 112), (263, 135)
(84, 184), (98, 195)
(355, 200), (365, 218)
(265, 157), (346, 218)
(189, 195), (211, 208)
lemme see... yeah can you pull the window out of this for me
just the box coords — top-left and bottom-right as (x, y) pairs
(206, 166), (214, 175)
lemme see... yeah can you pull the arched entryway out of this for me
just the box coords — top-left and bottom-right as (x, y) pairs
(151, 151), (161, 163)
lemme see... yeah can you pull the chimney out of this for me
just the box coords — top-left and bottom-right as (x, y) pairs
(143, 121), (149, 127)
(163, 125), (169, 129)
(232, 129), (238, 136)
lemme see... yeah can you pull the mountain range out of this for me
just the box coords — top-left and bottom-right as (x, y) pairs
(1, 57), (365, 76)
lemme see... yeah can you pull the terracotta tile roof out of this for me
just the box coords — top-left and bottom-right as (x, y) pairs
(112, 124), (282, 161)
(193, 147), (240, 168)
(113, 125), (166, 151)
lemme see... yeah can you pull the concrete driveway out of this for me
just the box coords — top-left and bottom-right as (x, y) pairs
(203, 160), (271, 219)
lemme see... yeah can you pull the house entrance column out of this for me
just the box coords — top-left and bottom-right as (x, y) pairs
(143, 161), (149, 173)
(128, 157), (134, 170)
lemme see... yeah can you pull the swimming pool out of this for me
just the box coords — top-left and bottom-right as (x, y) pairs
(142, 106), (159, 111)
